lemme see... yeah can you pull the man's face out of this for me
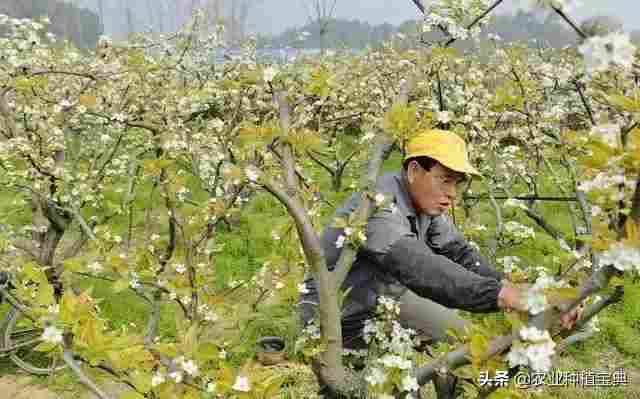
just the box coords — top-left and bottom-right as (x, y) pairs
(406, 161), (466, 216)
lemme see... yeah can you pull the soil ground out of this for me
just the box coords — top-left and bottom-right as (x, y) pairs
(0, 376), (60, 399)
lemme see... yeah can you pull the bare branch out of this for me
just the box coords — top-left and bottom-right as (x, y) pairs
(410, 0), (425, 14)
(552, 6), (588, 40)
(63, 345), (114, 399)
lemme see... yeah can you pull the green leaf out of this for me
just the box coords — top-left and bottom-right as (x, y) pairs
(459, 380), (479, 399)
(261, 375), (287, 399)
(383, 104), (418, 140)
(607, 94), (640, 113)
(492, 83), (524, 111)
(63, 259), (84, 273)
(505, 312), (525, 331)
(196, 342), (219, 362)
(35, 282), (55, 307)
(113, 278), (130, 293)
(452, 365), (477, 380)
(23, 262), (47, 284)
(33, 342), (57, 352)
(469, 334), (489, 365)
(130, 371), (153, 394)
(305, 67), (332, 98)
(120, 392), (145, 399)
(332, 217), (347, 229)
(545, 287), (580, 305)
(610, 275), (625, 287)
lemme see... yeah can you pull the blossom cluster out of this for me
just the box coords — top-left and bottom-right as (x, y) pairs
(599, 242), (640, 273)
(524, 273), (567, 315)
(421, 0), (492, 41)
(504, 221), (536, 240)
(579, 32), (636, 75)
(362, 296), (421, 395)
(506, 326), (557, 372)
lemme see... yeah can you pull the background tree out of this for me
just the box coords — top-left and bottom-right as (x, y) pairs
(0, 0), (102, 48)
(580, 15), (625, 39)
(302, 0), (337, 55)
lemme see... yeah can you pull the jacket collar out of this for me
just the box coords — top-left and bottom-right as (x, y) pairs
(392, 170), (418, 218)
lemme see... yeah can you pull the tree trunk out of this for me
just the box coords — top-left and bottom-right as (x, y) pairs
(331, 171), (342, 191)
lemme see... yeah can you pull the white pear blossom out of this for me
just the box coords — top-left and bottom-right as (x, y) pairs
(87, 261), (103, 273)
(263, 66), (279, 83)
(297, 282), (310, 294)
(504, 198), (528, 210)
(519, 326), (551, 342)
(374, 193), (386, 206)
(360, 132), (375, 142)
(151, 372), (165, 387)
(506, 345), (529, 367)
(168, 370), (183, 383)
(585, 315), (600, 332)
(335, 234), (346, 248)
(498, 256), (521, 273)
(389, 203), (398, 214)
(232, 375), (251, 392)
(507, 326), (556, 372)
(245, 166), (260, 182)
(174, 263), (186, 274)
(41, 326), (63, 344)
(209, 118), (224, 131)
(578, 172), (627, 192)
(590, 123), (620, 147)
(436, 111), (452, 124)
(504, 221), (536, 239)
(112, 112), (127, 123)
(365, 367), (387, 386)
(379, 354), (412, 370)
(525, 290), (547, 315)
(532, 274), (566, 291)
(579, 32), (636, 75)
(357, 231), (367, 243)
(599, 242), (640, 272)
(206, 382), (217, 392)
(401, 374), (419, 392)
(181, 359), (199, 376)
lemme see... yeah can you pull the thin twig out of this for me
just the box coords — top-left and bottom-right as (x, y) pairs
(445, 0), (504, 47)
(552, 6), (588, 40)
(574, 80), (596, 126)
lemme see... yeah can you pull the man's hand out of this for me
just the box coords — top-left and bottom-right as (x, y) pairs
(497, 283), (529, 312)
(560, 303), (583, 330)
(498, 282), (584, 330)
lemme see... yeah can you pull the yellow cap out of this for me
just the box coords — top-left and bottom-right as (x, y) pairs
(405, 129), (481, 176)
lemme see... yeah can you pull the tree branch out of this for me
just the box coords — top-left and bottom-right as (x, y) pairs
(63, 345), (114, 399)
(552, 6), (588, 40)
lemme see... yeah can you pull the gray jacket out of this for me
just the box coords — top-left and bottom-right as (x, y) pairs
(300, 171), (503, 341)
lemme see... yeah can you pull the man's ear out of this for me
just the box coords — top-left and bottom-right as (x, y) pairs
(407, 161), (417, 184)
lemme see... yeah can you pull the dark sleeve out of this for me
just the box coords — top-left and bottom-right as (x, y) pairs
(427, 216), (504, 281)
(382, 237), (502, 312)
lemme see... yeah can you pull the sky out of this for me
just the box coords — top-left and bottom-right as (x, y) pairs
(247, 0), (640, 35)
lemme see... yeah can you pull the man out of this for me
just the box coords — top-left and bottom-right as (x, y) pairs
(298, 129), (578, 393)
